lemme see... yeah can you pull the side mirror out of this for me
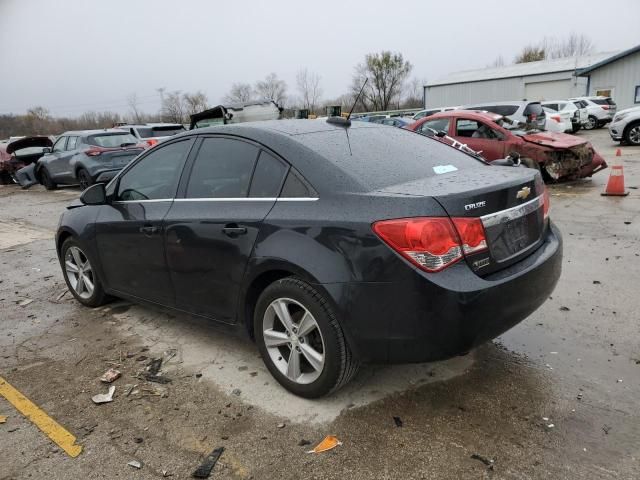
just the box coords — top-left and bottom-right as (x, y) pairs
(42, 147), (52, 154)
(80, 183), (107, 205)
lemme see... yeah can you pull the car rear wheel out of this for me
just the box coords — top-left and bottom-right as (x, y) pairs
(623, 121), (640, 146)
(60, 238), (109, 307)
(254, 277), (359, 398)
(40, 168), (57, 190)
(583, 115), (598, 130)
(77, 168), (93, 190)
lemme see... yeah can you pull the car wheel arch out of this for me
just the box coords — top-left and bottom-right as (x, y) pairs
(623, 120), (640, 145)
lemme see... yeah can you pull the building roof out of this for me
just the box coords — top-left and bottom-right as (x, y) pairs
(426, 51), (618, 87)
(578, 44), (640, 75)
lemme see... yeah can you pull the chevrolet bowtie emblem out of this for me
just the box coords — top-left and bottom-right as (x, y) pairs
(516, 186), (531, 200)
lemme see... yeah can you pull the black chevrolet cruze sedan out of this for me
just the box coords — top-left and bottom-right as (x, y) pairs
(56, 119), (562, 397)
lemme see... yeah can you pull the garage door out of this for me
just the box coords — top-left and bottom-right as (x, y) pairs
(524, 80), (572, 101)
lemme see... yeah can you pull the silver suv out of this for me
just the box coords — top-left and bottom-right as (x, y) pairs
(569, 96), (617, 130)
(459, 101), (546, 130)
(609, 106), (640, 145)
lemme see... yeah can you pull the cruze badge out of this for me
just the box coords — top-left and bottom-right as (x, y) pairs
(516, 186), (531, 200)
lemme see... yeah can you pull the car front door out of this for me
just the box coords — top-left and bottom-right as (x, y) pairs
(164, 136), (288, 323)
(452, 118), (507, 160)
(94, 138), (194, 304)
(46, 136), (68, 178)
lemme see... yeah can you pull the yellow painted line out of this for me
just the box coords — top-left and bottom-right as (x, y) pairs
(0, 376), (82, 457)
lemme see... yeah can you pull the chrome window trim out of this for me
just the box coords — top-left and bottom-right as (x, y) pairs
(480, 194), (543, 228)
(112, 199), (173, 204)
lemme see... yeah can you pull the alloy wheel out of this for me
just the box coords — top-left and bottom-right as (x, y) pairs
(629, 126), (640, 145)
(262, 298), (325, 384)
(584, 117), (596, 130)
(64, 246), (95, 299)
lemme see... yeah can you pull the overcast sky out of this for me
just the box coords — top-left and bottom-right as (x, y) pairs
(1, 0), (639, 117)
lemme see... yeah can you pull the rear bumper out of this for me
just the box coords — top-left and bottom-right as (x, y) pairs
(323, 223), (562, 364)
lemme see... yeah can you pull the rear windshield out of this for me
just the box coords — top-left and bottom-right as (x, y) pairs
(591, 98), (616, 106)
(136, 126), (185, 138)
(296, 126), (484, 190)
(88, 133), (138, 147)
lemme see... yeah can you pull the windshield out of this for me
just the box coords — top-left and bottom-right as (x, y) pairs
(88, 133), (139, 147)
(136, 126), (185, 138)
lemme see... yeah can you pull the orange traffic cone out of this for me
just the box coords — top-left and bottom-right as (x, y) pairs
(601, 149), (629, 196)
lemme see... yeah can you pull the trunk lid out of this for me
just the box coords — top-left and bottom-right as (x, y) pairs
(377, 166), (547, 276)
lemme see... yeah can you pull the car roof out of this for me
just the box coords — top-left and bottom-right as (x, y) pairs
(426, 110), (503, 123)
(462, 100), (537, 107)
(60, 128), (128, 136)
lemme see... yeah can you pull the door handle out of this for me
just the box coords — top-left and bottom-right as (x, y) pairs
(139, 225), (159, 235)
(222, 224), (247, 237)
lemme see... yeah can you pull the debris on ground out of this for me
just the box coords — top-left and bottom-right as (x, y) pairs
(393, 416), (403, 427)
(593, 280), (601, 284)
(602, 424), (611, 434)
(56, 290), (68, 301)
(0, 415), (7, 423)
(232, 388), (241, 396)
(298, 439), (312, 446)
(18, 298), (33, 307)
(134, 437), (143, 443)
(471, 453), (495, 469)
(277, 423), (286, 429)
(192, 447), (224, 478)
(143, 358), (171, 384)
(559, 306), (570, 311)
(91, 386), (115, 404)
(99, 368), (121, 383)
(127, 460), (142, 469)
(307, 435), (342, 454)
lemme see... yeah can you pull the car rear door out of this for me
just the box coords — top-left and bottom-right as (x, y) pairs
(94, 138), (194, 304)
(452, 118), (507, 160)
(164, 136), (289, 323)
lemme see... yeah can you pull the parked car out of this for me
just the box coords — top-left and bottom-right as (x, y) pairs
(609, 106), (640, 145)
(190, 100), (283, 129)
(0, 136), (53, 184)
(569, 96), (617, 130)
(408, 110), (607, 180)
(352, 114), (387, 123)
(56, 119), (562, 397)
(541, 100), (586, 133)
(121, 123), (186, 147)
(413, 107), (457, 121)
(542, 107), (574, 134)
(460, 101), (547, 131)
(19, 129), (145, 190)
(377, 117), (414, 128)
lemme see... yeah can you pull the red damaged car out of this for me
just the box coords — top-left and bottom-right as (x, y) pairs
(407, 110), (607, 180)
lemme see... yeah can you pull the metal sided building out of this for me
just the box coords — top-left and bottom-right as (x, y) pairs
(423, 52), (617, 109)
(578, 44), (640, 110)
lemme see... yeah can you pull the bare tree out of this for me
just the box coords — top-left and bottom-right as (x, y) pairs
(223, 83), (254, 104)
(489, 55), (506, 67)
(127, 93), (143, 123)
(254, 73), (287, 107)
(546, 33), (594, 58)
(183, 91), (208, 115)
(161, 90), (186, 124)
(515, 44), (546, 64)
(351, 51), (412, 111)
(402, 77), (425, 108)
(296, 68), (323, 113)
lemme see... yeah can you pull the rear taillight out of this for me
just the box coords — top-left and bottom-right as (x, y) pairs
(146, 139), (158, 147)
(601, 105), (610, 110)
(372, 217), (487, 273)
(543, 187), (550, 220)
(85, 147), (107, 156)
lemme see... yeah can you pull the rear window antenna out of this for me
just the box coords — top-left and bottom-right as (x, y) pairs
(327, 78), (368, 127)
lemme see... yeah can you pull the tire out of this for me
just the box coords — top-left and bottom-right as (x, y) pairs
(40, 168), (57, 190)
(254, 277), (359, 398)
(60, 237), (109, 308)
(77, 168), (93, 190)
(583, 115), (598, 130)
(623, 121), (640, 146)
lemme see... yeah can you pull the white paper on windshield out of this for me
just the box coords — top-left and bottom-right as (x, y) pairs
(433, 165), (458, 174)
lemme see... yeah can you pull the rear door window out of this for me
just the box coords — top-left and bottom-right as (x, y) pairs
(116, 139), (192, 201)
(66, 136), (78, 151)
(248, 150), (288, 198)
(186, 137), (259, 198)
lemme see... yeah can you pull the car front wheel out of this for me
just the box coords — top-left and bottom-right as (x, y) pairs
(254, 277), (359, 398)
(583, 115), (598, 130)
(60, 238), (109, 307)
(40, 168), (57, 190)
(623, 121), (640, 146)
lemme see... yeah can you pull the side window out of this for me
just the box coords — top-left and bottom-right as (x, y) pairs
(544, 104), (558, 111)
(116, 140), (192, 201)
(66, 136), (78, 150)
(456, 119), (501, 139)
(280, 169), (315, 198)
(418, 118), (450, 135)
(53, 137), (67, 152)
(249, 150), (288, 198)
(185, 137), (259, 198)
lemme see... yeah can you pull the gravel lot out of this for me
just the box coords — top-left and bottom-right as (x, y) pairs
(1, 128), (639, 479)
